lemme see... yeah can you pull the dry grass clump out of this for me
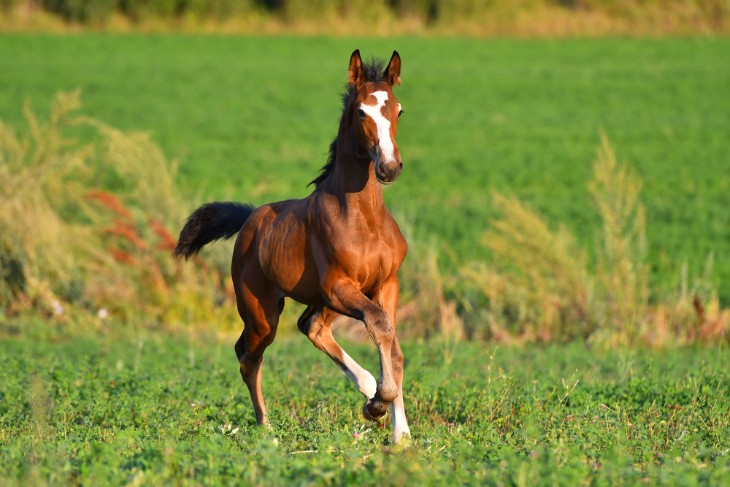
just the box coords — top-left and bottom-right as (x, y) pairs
(0, 91), (93, 314)
(588, 133), (649, 345)
(646, 257), (728, 346)
(462, 135), (728, 347)
(0, 92), (237, 329)
(397, 235), (464, 341)
(463, 193), (593, 343)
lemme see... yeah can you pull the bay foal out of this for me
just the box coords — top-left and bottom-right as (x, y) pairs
(174, 50), (410, 444)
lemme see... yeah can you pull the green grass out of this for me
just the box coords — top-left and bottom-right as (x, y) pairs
(1, 323), (728, 485)
(1, 35), (729, 301)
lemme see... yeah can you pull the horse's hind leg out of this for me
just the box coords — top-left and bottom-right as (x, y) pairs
(297, 306), (377, 400)
(233, 271), (283, 426)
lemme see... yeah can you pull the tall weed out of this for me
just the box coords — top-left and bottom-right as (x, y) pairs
(397, 234), (463, 340)
(589, 133), (648, 345)
(463, 193), (593, 343)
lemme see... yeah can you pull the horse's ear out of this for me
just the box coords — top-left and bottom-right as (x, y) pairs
(384, 51), (401, 86)
(348, 49), (364, 87)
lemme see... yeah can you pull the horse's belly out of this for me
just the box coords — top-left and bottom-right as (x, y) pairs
(272, 255), (322, 304)
(257, 220), (322, 305)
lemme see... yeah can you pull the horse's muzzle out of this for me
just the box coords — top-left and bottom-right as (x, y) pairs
(376, 159), (403, 185)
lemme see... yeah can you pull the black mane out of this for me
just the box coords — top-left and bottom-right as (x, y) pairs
(309, 57), (387, 188)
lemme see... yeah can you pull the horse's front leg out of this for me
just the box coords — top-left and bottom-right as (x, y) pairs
(326, 278), (403, 432)
(372, 277), (410, 444)
(297, 305), (377, 400)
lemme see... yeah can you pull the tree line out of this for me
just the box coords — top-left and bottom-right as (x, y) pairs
(4, 0), (726, 29)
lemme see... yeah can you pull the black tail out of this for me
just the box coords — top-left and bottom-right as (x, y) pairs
(173, 202), (254, 260)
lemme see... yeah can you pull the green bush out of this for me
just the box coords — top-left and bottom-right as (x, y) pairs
(185, 0), (253, 21)
(119, 0), (183, 21)
(42, 0), (118, 23)
(0, 0), (22, 13)
(281, 0), (335, 21)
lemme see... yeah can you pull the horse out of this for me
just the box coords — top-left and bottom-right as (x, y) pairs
(173, 50), (410, 444)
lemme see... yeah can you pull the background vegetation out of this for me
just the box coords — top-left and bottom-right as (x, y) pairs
(2, 35), (728, 345)
(0, 90), (238, 328)
(1, 0), (728, 35)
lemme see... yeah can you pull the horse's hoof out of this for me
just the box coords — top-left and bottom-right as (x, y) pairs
(362, 398), (388, 422)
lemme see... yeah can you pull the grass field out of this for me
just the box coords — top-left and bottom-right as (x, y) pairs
(1, 323), (728, 485)
(1, 35), (729, 302)
(2, 34), (729, 485)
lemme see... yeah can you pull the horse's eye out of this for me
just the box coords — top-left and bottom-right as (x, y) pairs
(357, 109), (366, 118)
(398, 109), (404, 118)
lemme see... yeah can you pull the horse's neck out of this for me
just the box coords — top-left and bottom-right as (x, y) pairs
(321, 138), (387, 215)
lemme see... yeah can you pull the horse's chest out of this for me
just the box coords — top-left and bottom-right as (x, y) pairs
(334, 228), (403, 288)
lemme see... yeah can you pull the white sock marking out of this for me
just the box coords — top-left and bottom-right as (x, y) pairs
(359, 91), (396, 164)
(340, 351), (377, 399)
(391, 397), (411, 444)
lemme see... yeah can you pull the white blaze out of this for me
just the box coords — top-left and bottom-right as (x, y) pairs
(359, 90), (396, 164)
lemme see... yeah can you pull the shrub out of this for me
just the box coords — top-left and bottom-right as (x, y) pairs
(41, 0), (117, 23)
(185, 0), (253, 21)
(0, 0), (22, 13)
(0, 91), (93, 313)
(0, 92), (237, 329)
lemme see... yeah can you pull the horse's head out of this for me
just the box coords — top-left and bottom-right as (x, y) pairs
(347, 50), (404, 185)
